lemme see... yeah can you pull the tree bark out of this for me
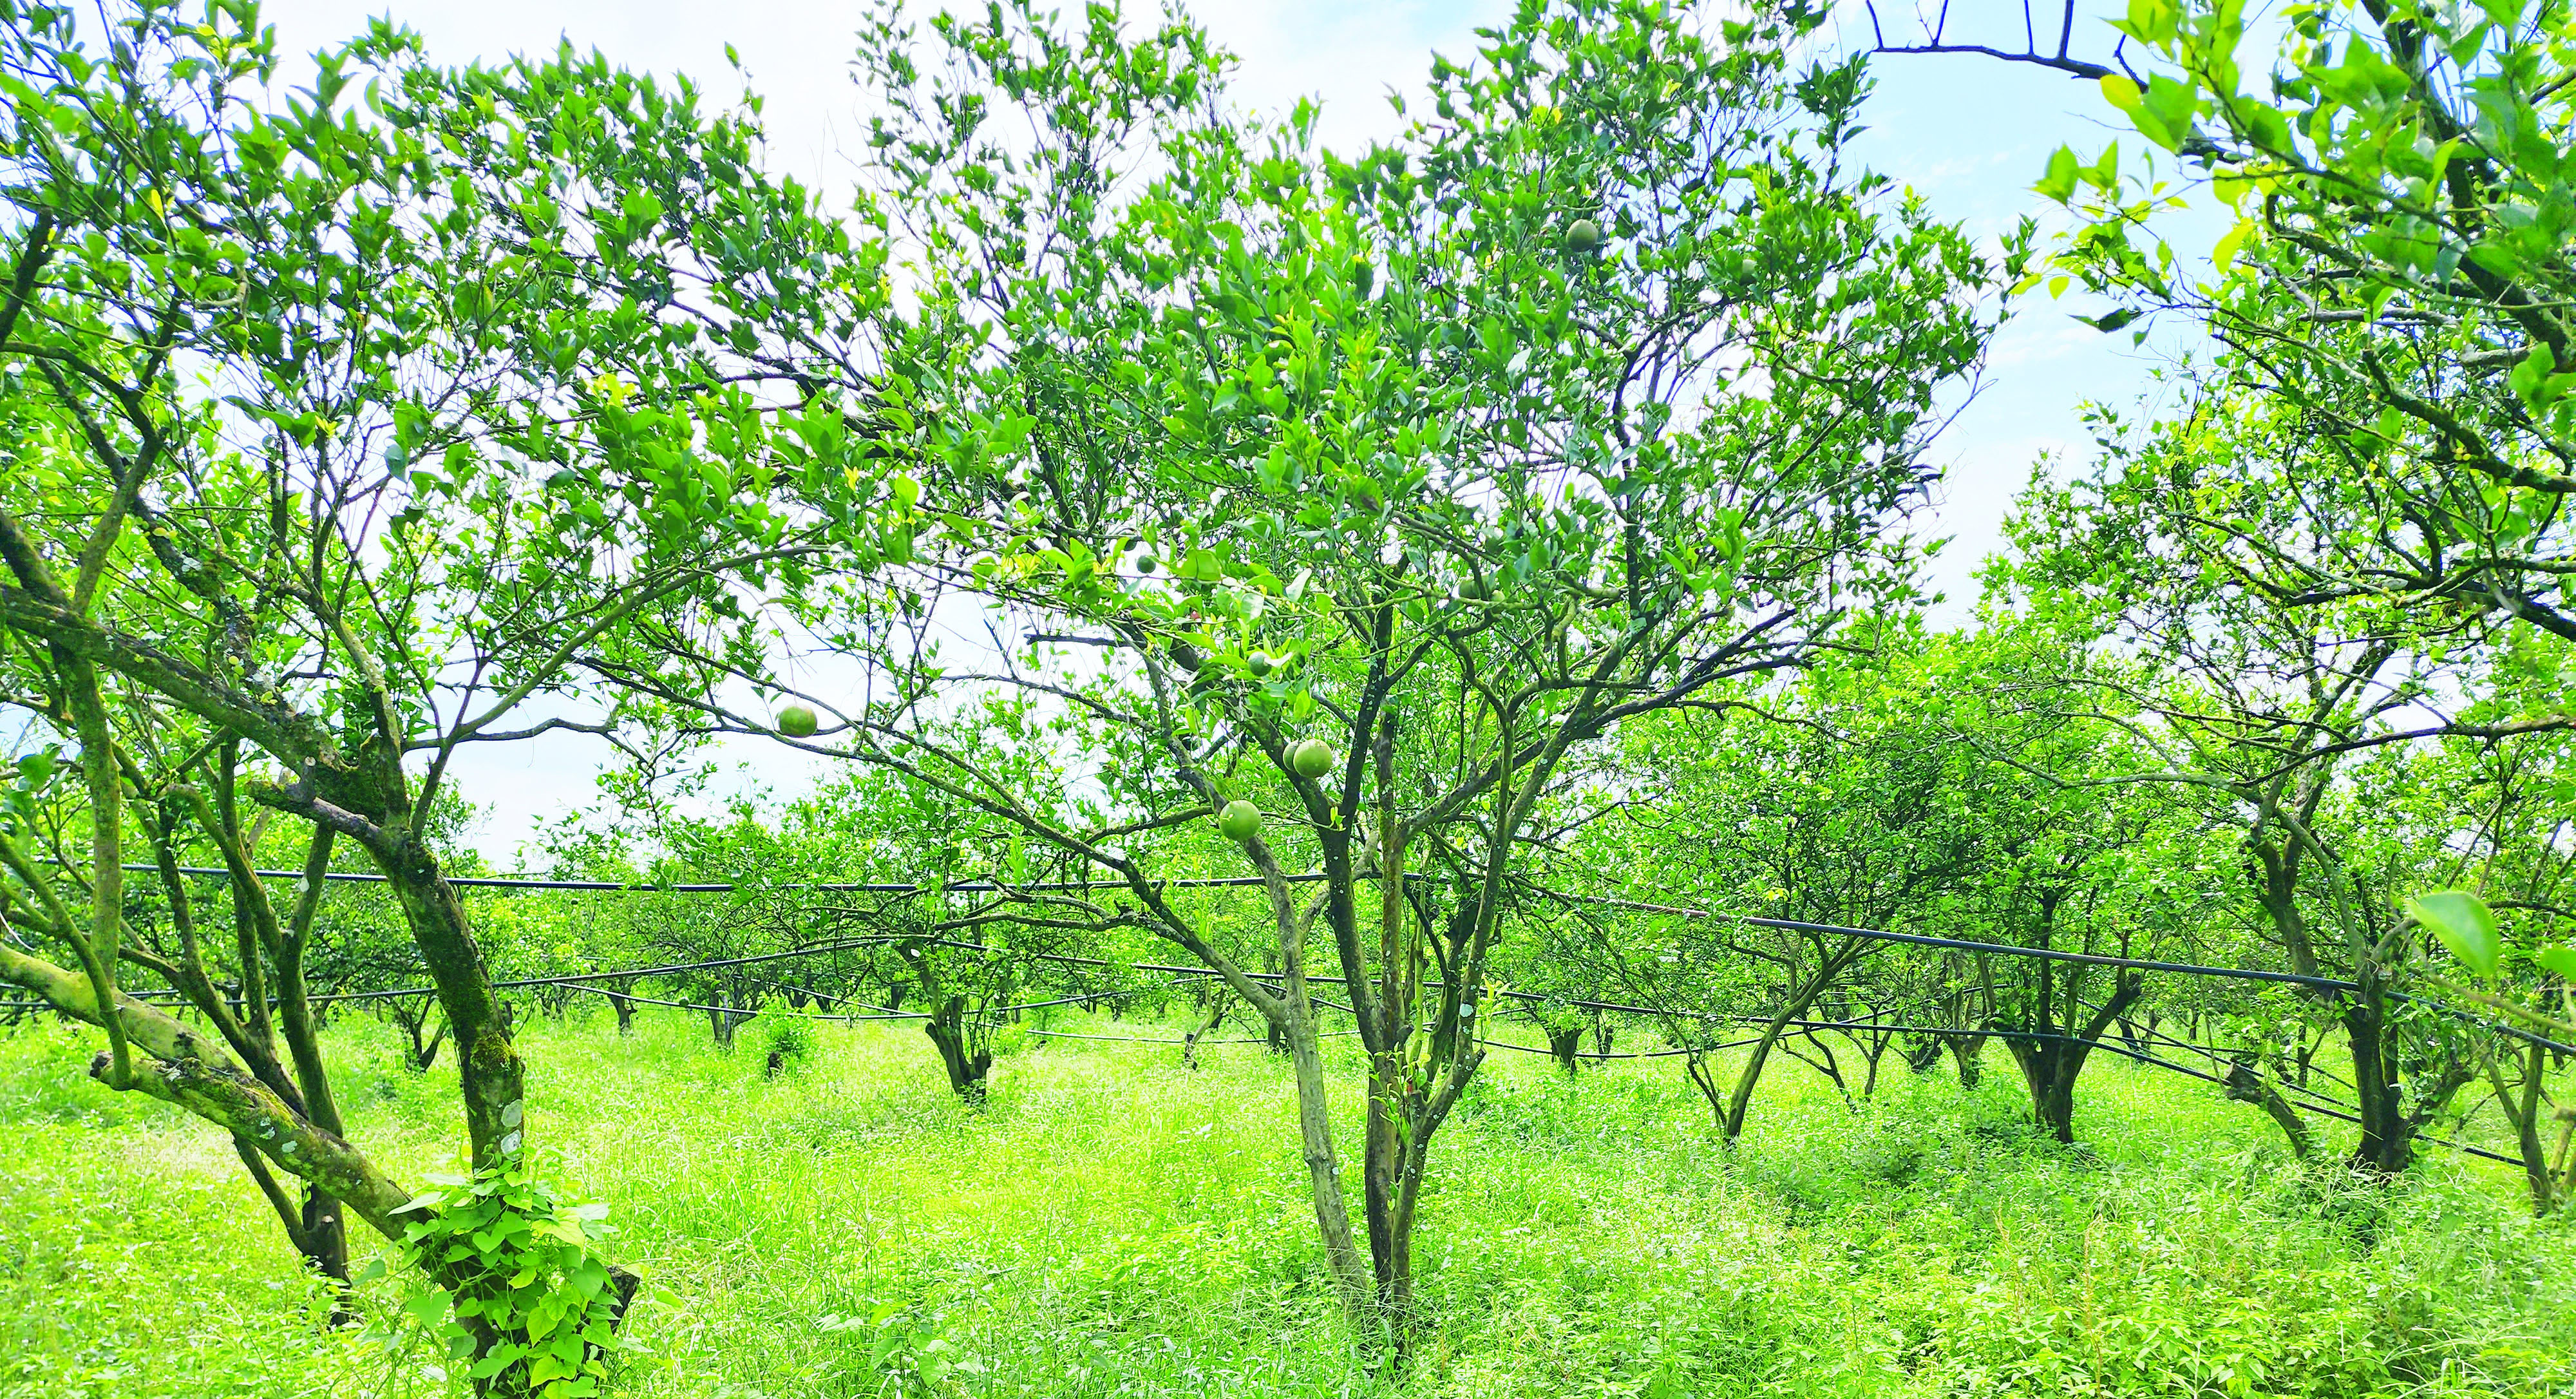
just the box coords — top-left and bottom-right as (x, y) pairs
(1723, 938), (1864, 1143)
(2488, 1038), (2558, 1213)
(922, 994), (992, 1103)
(2342, 975), (2412, 1173)
(2003, 972), (2141, 1144)
(1947, 1032), (1986, 1088)
(2224, 1056), (2313, 1159)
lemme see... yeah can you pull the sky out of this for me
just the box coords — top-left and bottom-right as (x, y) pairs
(236, 0), (2205, 863)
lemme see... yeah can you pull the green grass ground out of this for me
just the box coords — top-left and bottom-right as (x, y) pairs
(3, 1009), (2570, 1398)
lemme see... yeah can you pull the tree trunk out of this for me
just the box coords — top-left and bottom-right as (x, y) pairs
(2224, 1056), (2313, 1159)
(2486, 1038), (2559, 1213)
(1361, 1054), (1416, 1337)
(1947, 1031), (1985, 1089)
(2342, 976), (2412, 1173)
(2003, 973), (2141, 1145)
(395, 995), (446, 1071)
(1278, 995), (1367, 1308)
(1723, 947), (1859, 1143)
(267, 830), (351, 1299)
(1182, 993), (1229, 1071)
(372, 832), (526, 1168)
(922, 995), (992, 1103)
(1546, 1025), (1584, 1073)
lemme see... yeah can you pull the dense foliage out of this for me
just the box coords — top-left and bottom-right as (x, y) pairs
(2, 0), (2573, 1393)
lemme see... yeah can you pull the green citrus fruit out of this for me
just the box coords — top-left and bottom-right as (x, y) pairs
(777, 705), (819, 738)
(1289, 739), (1338, 780)
(1566, 218), (1602, 252)
(1217, 799), (1262, 843)
(1247, 651), (1274, 677)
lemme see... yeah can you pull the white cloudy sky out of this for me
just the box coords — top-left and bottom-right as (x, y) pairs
(236, 0), (2205, 862)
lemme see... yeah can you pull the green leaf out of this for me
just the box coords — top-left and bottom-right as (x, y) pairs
(2408, 890), (2501, 980)
(2036, 146), (2081, 203)
(404, 1291), (453, 1328)
(2534, 945), (2576, 980)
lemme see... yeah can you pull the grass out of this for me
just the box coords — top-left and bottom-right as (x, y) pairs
(2, 1007), (2571, 1398)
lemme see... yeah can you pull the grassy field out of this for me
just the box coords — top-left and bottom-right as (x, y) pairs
(3, 1009), (2571, 1399)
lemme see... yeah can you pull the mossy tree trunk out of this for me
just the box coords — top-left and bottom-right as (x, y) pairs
(1719, 936), (1871, 1143)
(1546, 1024), (1585, 1073)
(2002, 970), (2142, 1145)
(2224, 1055), (2313, 1160)
(922, 994), (992, 1103)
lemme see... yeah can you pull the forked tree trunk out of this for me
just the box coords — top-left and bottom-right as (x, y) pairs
(1722, 939), (1866, 1143)
(922, 995), (992, 1103)
(393, 995), (447, 1071)
(1858, 1027), (1894, 1097)
(2002, 973), (2141, 1144)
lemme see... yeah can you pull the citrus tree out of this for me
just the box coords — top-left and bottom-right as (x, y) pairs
(0, 0), (915, 1378)
(1998, 0), (2576, 651)
(2002, 424), (2517, 1172)
(603, 0), (2009, 1342)
(1545, 633), (1989, 1143)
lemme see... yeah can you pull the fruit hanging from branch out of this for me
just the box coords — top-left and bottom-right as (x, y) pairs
(1217, 799), (1263, 844)
(1564, 218), (1601, 252)
(1289, 739), (1338, 781)
(777, 705), (820, 738)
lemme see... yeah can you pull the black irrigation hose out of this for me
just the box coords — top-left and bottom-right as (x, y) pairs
(555, 981), (925, 1022)
(122, 862), (1326, 895)
(1575, 894), (2365, 993)
(549, 980), (1192, 1025)
(1579, 895), (2576, 1058)
(1016, 1027), (1365, 1045)
(42, 863), (2576, 1052)
(1482, 1033), (1754, 1060)
(0, 954), (2543, 1166)
(2064, 995), (2365, 1110)
(91, 862), (2373, 991)
(2386, 989), (2576, 1056)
